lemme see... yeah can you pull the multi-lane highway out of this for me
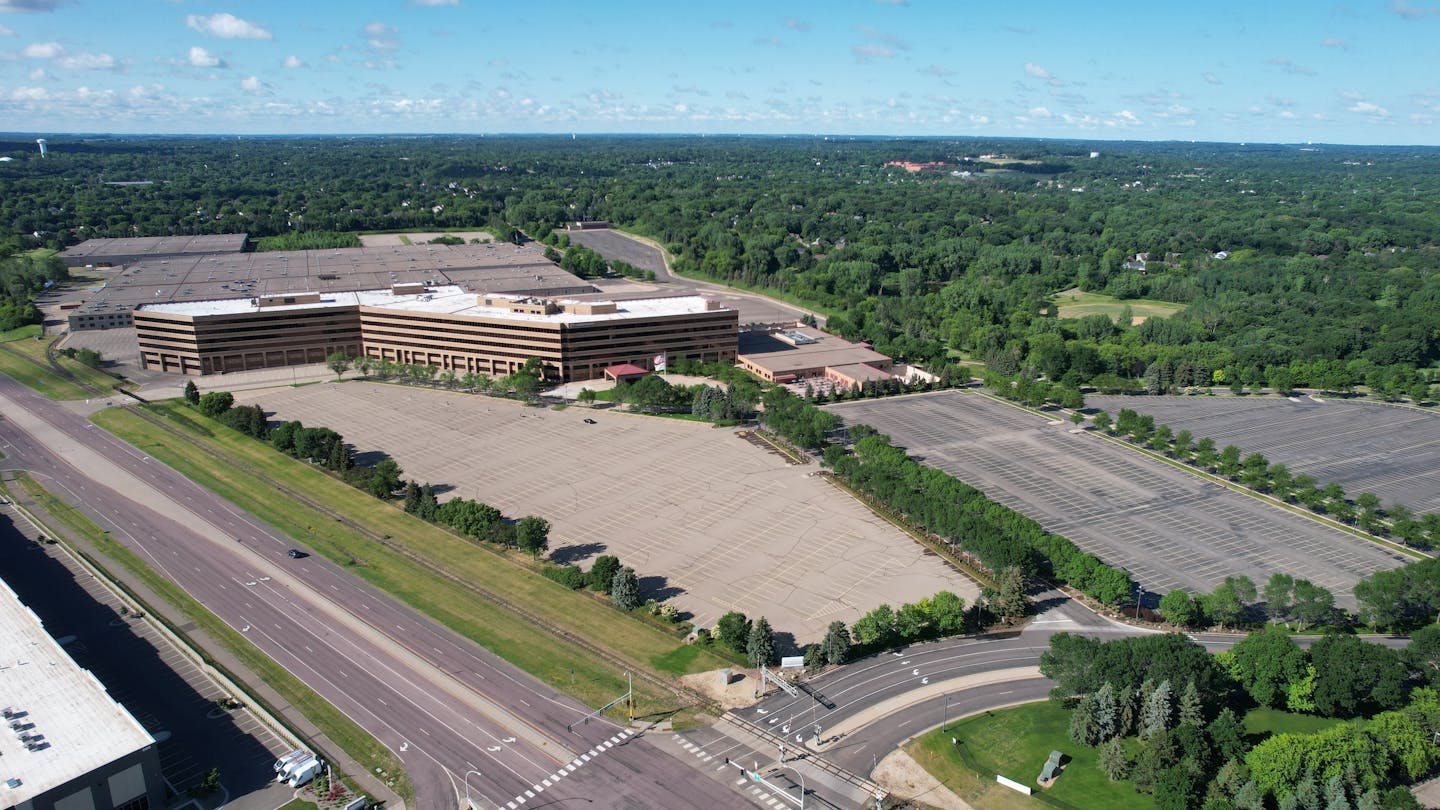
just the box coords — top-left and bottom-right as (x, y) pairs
(0, 374), (751, 810)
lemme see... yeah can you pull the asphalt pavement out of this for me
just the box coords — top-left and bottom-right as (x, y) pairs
(0, 374), (764, 810)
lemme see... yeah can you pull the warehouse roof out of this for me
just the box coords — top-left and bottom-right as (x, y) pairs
(0, 579), (155, 806)
(68, 243), (593, 318)
(60, 234), (248, 265)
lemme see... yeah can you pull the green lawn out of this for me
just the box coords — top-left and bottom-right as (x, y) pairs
(0, 324), (43, 342)
(3, 474), (413, 803)
(1243, 707), (1345, 739)
(0, 345), (93, 399)
(907, 702), (1154, 810)
(92, 403), (730, 716)
(1053, 289), (1185, 324)
(0, 331), (131, 399)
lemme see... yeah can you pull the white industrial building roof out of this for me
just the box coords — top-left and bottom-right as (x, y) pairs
(139, 285), (728, 324)
(0, 579), (155, 806)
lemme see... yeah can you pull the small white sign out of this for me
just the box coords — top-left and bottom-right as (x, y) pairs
(779, 656), (805, 669)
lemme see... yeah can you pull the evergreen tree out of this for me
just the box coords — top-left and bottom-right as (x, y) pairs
(1142, 680), (1175, 737)
(820, 621), (851, 665)
(1117, 685), (1138, 738)
(1094, 682), (1118, 742)
(1179, 679), (1204, 726)
(610, 566), (640, 611)
(747, 616), (776, 667)
(183, 380), (200, 405)
(1069, 693), (1099, 746)
(1099, 737), (1130, 781)
(403, 481), (422, 514)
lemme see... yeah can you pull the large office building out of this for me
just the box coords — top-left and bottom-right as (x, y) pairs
(0, 579), (165, 810)
(134, 286), (738, 381)
(65, 242), (593, 332)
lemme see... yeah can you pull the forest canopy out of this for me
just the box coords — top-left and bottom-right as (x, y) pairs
(2, 135), (1437, 386)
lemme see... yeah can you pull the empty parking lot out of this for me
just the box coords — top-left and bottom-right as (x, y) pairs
(233, 383), (976, 645)
(1088, 395), (1440, 515)
(826, 391), (1410, 606)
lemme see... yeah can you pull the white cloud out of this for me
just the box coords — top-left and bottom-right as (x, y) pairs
(920, 64), (952, 77)
(27, 67), (43, 79)
(57, 51), (116, 70)
(1336, 88), (1365, 101)
(283, 54), (305, 69)
(1266, 57), (1316, 76)
(1028, 105), (1051, 118)
(363, 21), (399, 52)
(22, 41), (62, 59)
(0, 25), (14, 37)
(1023, 62), (1051, 80)
(852, 44), (894, 61)
(1320, 37), (1349, 49)
(1348, 100), (1390, 117)
(1202, 72), (1221, 85)
(240, 75), (271, 96)
(407, 0), (459, 5)
(0, 0), (66, 10)
(188, 46), (223, 68)
(186, 13), (272, 41)
(1389, 0), (1440, 19)
(784, 18), (812, 32)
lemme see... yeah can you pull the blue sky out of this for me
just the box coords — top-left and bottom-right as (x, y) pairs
(1, 0), (1436, 144)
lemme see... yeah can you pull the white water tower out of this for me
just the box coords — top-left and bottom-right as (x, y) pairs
(36, 139), (47, 157)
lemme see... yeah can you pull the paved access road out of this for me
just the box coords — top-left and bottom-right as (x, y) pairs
(0, 374), (756, 810)
(743, 586), (1410, 783)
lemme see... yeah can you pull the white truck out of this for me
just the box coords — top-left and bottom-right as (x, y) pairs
(272, 749), (308, 777)
(276, 753), (316, 783)
(287, 757), (323, 788)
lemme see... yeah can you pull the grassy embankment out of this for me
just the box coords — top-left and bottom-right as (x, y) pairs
(0, 324), (132, 398)
(92, 402), (732, 715)
(1053, 289), (1185, 325)
(906, 701), (1346, 810)
(2, 474), (413, 803)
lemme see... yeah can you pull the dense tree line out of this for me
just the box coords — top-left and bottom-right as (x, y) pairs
(6, 135), (1438, 399)
(1043, 631), (1432, 809)
(749, 387), (1133, 603)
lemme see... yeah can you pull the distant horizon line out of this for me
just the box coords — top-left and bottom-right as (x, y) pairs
(0, 131), (1438, 150)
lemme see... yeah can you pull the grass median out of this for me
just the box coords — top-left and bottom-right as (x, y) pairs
(4, 473), (414, 804)
(0, 327), (131, 399)
(92, 402), (730, 716)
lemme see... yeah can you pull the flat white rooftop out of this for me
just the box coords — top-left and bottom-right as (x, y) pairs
(139, 286), (729, 324)
(0, 579), (155, 805)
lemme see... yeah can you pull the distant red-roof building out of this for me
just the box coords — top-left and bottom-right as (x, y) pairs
(603, 363), (650, 382)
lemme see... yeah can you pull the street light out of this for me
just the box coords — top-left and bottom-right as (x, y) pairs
(775, 762), (806, 810)
(462, 769), (487, 810)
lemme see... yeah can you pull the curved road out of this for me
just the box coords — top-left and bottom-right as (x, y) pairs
(736, 586), (1410, 782)
(0, 374), (750, 810)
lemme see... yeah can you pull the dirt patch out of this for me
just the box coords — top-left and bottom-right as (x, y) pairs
(679, 668), (763, 711)
(876, 749), (973, 810)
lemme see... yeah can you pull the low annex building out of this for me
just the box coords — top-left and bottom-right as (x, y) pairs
(736, 325), (894, 386)
(0, 579), (165, 810)
(134, 285), (738, 381)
